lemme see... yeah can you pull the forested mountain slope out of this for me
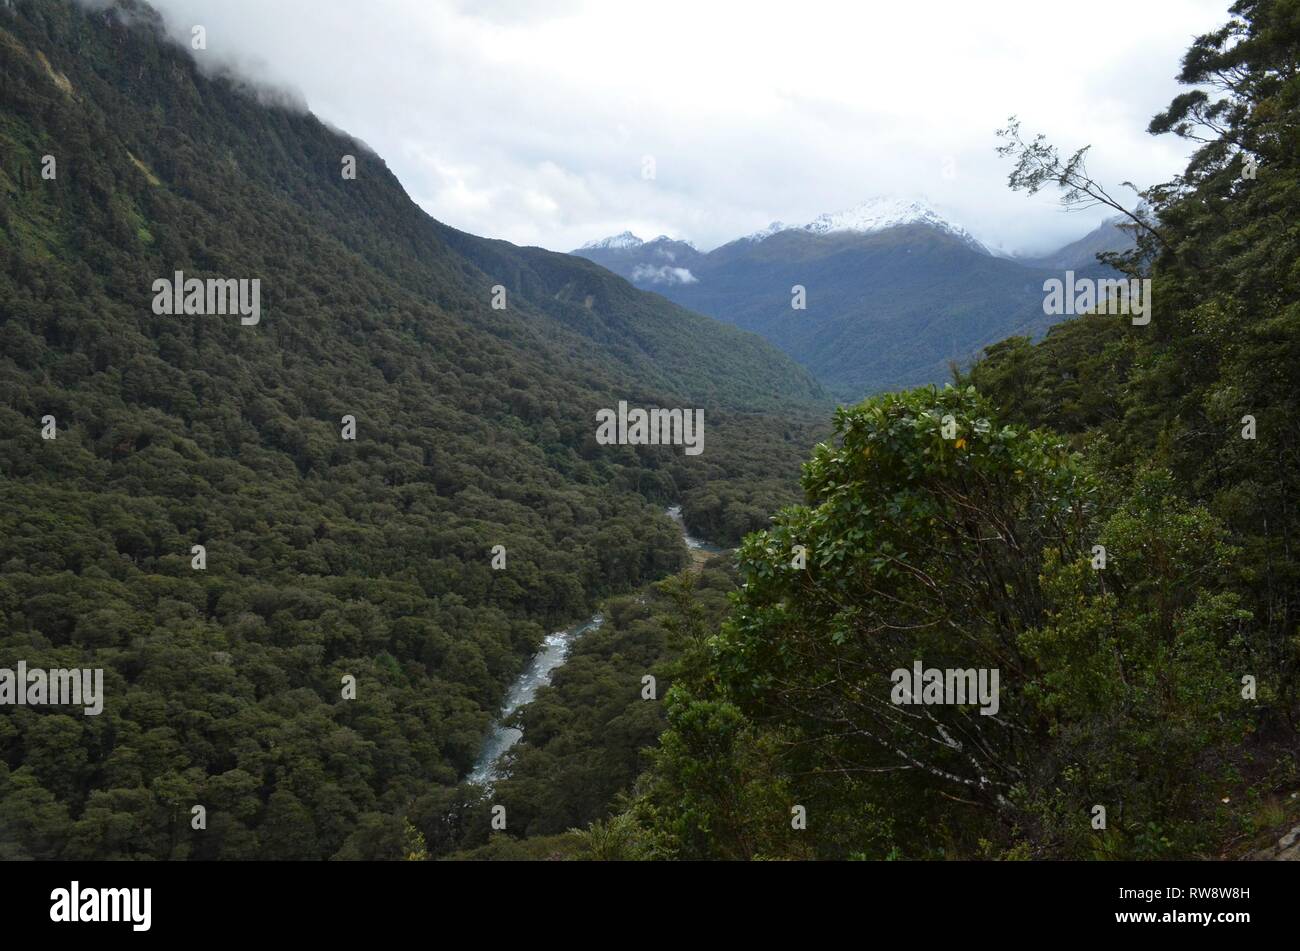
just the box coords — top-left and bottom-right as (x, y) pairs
(0, 0), (823, 859)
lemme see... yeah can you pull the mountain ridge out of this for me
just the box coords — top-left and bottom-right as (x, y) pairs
(574, 207), (1134, 399)
(583, 196), (992, 256)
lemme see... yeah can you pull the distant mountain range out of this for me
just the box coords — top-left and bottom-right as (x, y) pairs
(573, 200), (1135, 400)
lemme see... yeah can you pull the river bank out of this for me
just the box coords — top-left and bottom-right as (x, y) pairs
(466, 505), (724, 788)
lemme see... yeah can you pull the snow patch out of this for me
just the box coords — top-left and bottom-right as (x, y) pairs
(741, 221), (788, 242)
(800, 197), (989, 252)
(646, 234), (696, 249)
(580, 231), (644, 251)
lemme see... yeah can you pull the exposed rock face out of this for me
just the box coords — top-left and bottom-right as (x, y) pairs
(1244, 823), (1300, 860)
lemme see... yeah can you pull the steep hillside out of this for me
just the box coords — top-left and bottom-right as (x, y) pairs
(0, 0), (823, 859)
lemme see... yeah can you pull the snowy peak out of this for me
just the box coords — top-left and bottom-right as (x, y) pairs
(579, 231), (644, 251)
(799, 197), (989, 253)
(741, 220), (788, 242)
(803, 197), (948, 235)
(646, 234), (697, 250)
(729, 199), (990, 253)
(576, 198), (993, 258)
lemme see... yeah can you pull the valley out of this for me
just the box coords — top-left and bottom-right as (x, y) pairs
(466, 505), (719, 790)
(1, 0), (1297, 870)
(0, 0), (820, 860)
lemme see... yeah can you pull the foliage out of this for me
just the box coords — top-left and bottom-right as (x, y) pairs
(607, 0), (1299, 861)
(0, 0), (819, 859)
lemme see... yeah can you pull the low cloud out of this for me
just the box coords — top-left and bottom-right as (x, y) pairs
(74, 0), (309, 112)
(632, 264), (698, 285)
(138, 0), (1229, 254)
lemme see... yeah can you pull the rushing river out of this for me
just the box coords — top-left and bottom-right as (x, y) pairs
(665, 504), (725, 554)
(465, 614), (604, 787)
(466, 505), (718, 788)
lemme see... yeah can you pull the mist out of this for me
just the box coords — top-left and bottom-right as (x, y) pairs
(131, 0), (1229, 254)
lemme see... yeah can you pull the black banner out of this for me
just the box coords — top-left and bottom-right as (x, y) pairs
(1, 859), (1280, 938)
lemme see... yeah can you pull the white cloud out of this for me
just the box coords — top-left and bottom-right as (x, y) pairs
(146, 0), (1232, 254)
(631, 264), (699, 285)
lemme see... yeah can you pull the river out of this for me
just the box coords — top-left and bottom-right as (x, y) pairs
(466, 504), (719, 788)
(665, 504), (725, 554)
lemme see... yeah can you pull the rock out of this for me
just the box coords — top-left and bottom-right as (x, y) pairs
(1245, 822), (1300, 860)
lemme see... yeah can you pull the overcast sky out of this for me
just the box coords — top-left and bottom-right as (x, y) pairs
(144, 0), (1231, 255)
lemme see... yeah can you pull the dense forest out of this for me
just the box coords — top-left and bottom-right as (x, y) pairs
(0, 0), (824, 859)
(2, 0), (1297, 864)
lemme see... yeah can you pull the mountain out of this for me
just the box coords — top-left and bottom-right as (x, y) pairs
(575, 234), (707, 287)
(798, 196), (991, 253)
(0, 0), (826, 860)
(578, 231), (644, 251)
(574, 201), (1132, 401)
(1015, 215), (1137, 270)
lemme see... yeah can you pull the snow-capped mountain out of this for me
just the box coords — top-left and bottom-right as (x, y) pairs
(803, 197), (954, 234)
(741, 220), (788, 242)
(572, 233), (706, 286)
(572, 206), (1132, 400)
(582, 198), (986, 255)
(579, 230), (644, 251)
(732, 198), (990, 253)
(797, 197), (990, 253)
(580, 231), (698, 253)
(648, 234), (697, 250)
